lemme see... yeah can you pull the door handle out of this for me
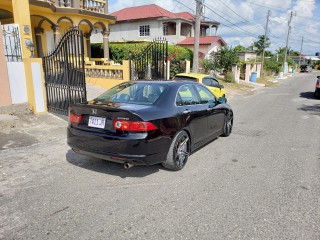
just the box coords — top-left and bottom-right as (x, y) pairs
(183, 110), (191, 114)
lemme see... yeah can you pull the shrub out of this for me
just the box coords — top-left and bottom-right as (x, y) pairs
(225, 71), (235, 83)
(200, 59), (215, 74)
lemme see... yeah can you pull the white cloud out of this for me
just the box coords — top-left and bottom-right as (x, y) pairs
(224, 36), (255, 47)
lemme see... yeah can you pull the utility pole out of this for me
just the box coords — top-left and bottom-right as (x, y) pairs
(261, 10), (270, 78)
(193, 0), (203, 73)
(298, 36), (304, 67)
(283, 11), (295, 72)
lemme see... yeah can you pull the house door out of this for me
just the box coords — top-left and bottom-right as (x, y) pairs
(42, 28), (87, 115)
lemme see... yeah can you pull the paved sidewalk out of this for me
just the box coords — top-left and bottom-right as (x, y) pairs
(86, 83), (106, 100)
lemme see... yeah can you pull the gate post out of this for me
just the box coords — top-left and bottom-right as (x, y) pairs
(24, 58), (47, 113)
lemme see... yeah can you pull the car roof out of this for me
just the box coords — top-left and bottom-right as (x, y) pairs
(130, 80), (202, 85)
(175, 73), (211, 79)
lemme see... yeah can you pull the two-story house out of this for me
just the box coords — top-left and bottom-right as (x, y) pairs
(109, 4), (220, 45)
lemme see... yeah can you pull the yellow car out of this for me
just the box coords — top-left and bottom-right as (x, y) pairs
(174, 73), (226, 99)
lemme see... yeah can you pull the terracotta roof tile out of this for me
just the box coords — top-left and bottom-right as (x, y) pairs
(177, 36), (226, 45)
(111, 4), (177, 22)
(174, 12), (196, 20)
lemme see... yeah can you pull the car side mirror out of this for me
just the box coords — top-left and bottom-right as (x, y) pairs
(218, 97), (227, 104)
(219, 85), (224, 89)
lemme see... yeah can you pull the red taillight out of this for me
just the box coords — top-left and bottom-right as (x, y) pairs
(316, 81), (320, 87)
(113, 120), (158, 132)
(69, 113), (82, 124)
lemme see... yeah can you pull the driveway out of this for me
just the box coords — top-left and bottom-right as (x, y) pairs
(0, 73), (319, 239)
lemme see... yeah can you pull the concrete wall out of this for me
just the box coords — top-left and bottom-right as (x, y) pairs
(0, 22), (12, 106)
(7, 62), (28, 104)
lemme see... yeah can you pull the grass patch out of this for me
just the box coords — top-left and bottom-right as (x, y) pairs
(218, 78), (253, 92)
(257, 75), (277, 87)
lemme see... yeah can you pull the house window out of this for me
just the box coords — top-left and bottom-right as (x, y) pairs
(139, 25), (150, 36)
(163, 24), (168, 36)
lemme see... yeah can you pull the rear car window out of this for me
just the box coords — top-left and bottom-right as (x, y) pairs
(174, 76), (198, 82)
(96, 82), (167, 105)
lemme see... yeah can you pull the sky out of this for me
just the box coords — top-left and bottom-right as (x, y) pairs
(108, 0), (320, 55)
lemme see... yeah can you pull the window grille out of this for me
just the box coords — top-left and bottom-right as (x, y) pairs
(139, 25), (150, 36)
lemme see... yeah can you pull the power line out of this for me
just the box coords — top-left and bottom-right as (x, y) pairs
(173, 0), (194, 13)
(215, 0), (251, 24)
(204, 3), (259, 38)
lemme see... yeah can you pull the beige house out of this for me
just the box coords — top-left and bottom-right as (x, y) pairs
(177, 36), (227, 59)
(107, 4), (220, 44)
(236, 51), (258, 61)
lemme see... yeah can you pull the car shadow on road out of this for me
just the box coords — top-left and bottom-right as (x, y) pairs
(298, 104), (320, 116)
(299, 92), (315, 99)
(66, 150), (161, 178)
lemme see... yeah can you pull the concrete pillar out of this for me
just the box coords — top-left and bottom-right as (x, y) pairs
(102, 29), (110, 59)
(73, 0), (80, 8)
(256, 63), (262, 78)
(232, 65), (240, 83)
(245, 63), (251, 82)
(186, 60), (191, 74)
(176, 20), (181, 36)
(0, 22), (12, 106)
(12, 0), (32, 58)
(104, 0), (108, 14)
(51, 25), (60, 47)
(84, 32), (91, 58)
(166, 61), (170, 80)
(34, 27), (44, 58)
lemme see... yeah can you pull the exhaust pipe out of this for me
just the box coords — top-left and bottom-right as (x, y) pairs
(124, 162), (134, 169)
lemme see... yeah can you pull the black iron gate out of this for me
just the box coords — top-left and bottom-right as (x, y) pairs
(131, 38), (168, 81)
(43, 28), (87, 115)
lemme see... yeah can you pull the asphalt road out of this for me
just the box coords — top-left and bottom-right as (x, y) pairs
(1, 73), (320, 240)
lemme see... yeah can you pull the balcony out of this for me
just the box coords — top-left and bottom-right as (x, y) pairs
(42, 0), (108, 14)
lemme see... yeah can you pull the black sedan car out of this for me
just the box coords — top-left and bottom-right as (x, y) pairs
(67, 81), (233, 170)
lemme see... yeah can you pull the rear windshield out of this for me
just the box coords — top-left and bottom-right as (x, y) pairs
(96, 82), (168, 105)
(174, 76), (197, 82)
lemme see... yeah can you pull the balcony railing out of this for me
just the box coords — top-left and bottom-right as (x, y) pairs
(85, 60), (130, 81)
(40, 0), (108, 14)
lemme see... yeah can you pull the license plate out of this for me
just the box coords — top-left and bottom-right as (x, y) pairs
(88, 116), (106, 129)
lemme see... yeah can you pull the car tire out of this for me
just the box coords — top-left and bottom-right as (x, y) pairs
(162, 130), (190, 171)
(221, 111), (233, 137)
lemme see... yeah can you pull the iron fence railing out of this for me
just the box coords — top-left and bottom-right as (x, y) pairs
(2, 24), (22, 62)
(130, 38), (168, 81)
(43, 28), (87, 115)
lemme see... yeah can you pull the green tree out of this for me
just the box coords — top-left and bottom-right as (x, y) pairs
(234, 45), (247, 52)
(210, 46), (239, 74)
(254, 35), (270, 55)
(289, 50), (300, 56)
(264, 50), (273, 57)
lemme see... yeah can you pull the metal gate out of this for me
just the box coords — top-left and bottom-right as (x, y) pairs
(43, 28), (87, 115)
(131, 38), (168, 81)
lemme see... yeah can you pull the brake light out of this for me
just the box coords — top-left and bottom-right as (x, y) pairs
(316, 81), (320, 87)
(113, 120), (158, 132)
(69, 113), (82, 124)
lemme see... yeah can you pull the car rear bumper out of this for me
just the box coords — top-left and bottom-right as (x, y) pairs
(67, 126), (171, 166)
